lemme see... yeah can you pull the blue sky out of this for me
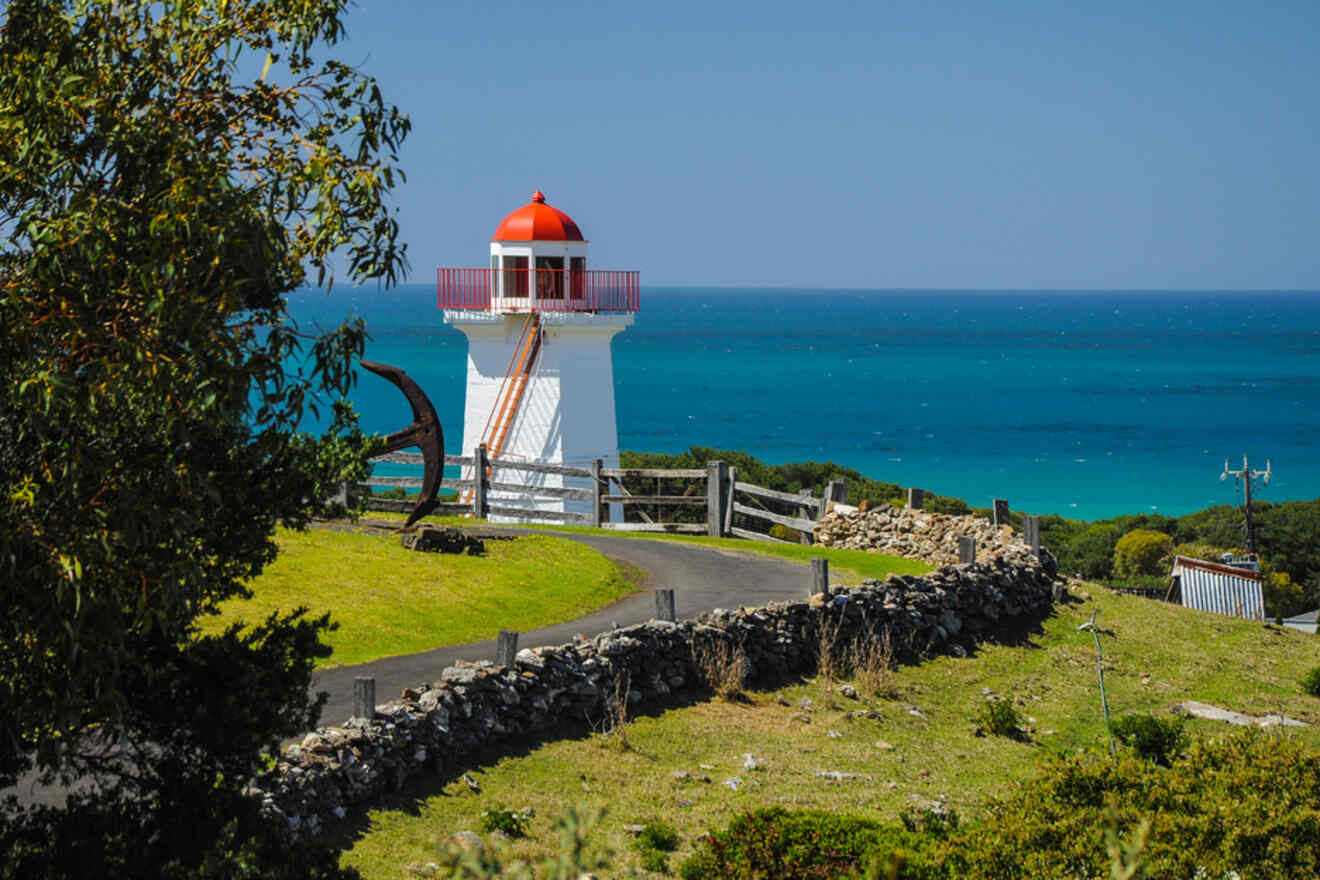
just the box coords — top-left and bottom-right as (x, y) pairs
(340, 0), (1319, 289)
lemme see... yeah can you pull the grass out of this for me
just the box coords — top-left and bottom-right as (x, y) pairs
(363, 512), (932, 585)
(198, 526), (639, 669)
(337, 584), (1320, 877)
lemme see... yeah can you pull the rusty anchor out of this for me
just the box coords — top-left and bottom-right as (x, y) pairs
(360, 360), (444, 528)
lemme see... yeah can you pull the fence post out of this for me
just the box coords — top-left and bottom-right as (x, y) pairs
(993, 498), (1010, 527)
(495, 629), (519, 667)
(907, 488), (924, 510)
(707, 460), (729, 538)
(1023, 515), (1041, 557)
(353, 676), (376, 721)
(797, 488), (814, 544)
(655, 589), (676, 622)
(811, 557), (830, 597)
(958, 536), (977, 564)
(825, 480), (848, 507)
(724, 466), (737, 536)
(590, 458), (603, 528)
(473, 444), (488, 520)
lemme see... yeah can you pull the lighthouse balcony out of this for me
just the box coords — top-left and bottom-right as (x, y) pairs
(437, 268), (639, 313)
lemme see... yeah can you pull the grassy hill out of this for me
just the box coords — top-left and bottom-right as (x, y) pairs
(198, 526), (639, 669)
(336, 579), (1320, 878)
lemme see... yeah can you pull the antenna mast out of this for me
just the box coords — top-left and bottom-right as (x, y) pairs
(1220, 455), (1271, 554)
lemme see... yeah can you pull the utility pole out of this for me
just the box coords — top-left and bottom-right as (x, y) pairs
(1220, 455), (1271, 554)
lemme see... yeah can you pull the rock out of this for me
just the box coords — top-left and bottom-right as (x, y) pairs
(839, 684), (858, 700)
(401, 526), (485, 556)
(790, 712), (812, 724)
(826, 729), (843, 738)
(874, 740), (895, 750)
(444, 831), (485, 855)
(742, 753), (764, 771)
(814, 769), (872, 781)
(723, 776), (742, 791)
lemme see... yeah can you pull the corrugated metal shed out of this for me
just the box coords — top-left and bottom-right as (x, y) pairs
(1170, 556), (1265, 621)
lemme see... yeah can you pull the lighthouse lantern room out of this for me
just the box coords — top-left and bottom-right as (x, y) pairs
(438, 191), (639, 522)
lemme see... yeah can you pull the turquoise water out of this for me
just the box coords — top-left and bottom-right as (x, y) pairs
(288, 286), (1320, 521)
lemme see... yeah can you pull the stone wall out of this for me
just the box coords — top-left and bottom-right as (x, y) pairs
(250, 546), (1056, 836)
(815, 504), (1014, 565)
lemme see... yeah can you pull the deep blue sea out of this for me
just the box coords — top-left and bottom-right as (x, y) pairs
(287, 286), (1320, 521)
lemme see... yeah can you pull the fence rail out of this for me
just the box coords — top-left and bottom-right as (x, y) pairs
(356, 449), (848, 538)
(436, 268), (640, 313)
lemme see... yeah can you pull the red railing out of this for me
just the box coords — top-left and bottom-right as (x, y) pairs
(437, 268), (640, 312)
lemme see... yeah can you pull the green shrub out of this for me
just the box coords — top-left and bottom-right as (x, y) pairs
(678, 808), (941, 880)
(1111, 713), (1186, 766)
(637, 820), (679, 853)
(1113, 529), (1174, 579)
(975, 698), (1024, 739)
(639, 847), (670, 874)
(1303, 665), (1320, 698)
(634, 819), (679, 874)
(478, 806), (529, 837)
(938, 729), (1320, 880)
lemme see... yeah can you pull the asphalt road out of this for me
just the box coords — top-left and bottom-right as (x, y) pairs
(310, 526), (813, 729)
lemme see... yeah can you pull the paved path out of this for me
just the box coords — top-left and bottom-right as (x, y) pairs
(310, 526), (812, 729)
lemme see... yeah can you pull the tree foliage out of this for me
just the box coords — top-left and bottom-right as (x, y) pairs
(0, 0), (406, 874)
(1112, 529), (1174, 579)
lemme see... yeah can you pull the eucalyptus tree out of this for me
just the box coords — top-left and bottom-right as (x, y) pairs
(0, 1), (407, 874)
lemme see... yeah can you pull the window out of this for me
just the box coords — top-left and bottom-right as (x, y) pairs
(570, 256), (586, 300)
(502, 255), (528, 298)
(536, 256), (564, 300)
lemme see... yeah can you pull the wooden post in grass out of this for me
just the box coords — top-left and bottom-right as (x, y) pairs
(473, 444), (488, 520)
(1023, 515), (1041, 557)
(993, 498), (1010, 527)
(706, 460), (729, 538)
(353, 676), (376, 720)
(496, 629), (519, 667)
(591, 458), (603, 528)
(907, 488), (924, 510)
(811, 558), (830, 597)
(655, 589), (676, 622)
(959, 536), (977, 564)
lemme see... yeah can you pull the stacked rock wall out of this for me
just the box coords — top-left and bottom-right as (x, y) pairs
(814, 504), (1014, 565)
(251, 547), (1055, 835)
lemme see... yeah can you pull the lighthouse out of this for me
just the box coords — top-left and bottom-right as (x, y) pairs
(438, 191), (639, 522)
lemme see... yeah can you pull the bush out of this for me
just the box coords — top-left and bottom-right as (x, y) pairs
(479, 806), (529, 837)
(634, 820), (679, 874)
(975, 698), (1024, 739)
(678, 808), (942, 880)
(1303, 666), (1320, 698)
(1113, 529), (1174, 579)
(939, 729), (1320, 880)
(637, 820), (680, 853)
(1111, 713), (1186, 766)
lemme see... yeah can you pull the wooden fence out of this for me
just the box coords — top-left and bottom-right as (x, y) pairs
(354, 448), (848, 542)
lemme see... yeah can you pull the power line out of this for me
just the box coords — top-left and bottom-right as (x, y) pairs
(1220, 455), (1271, 554)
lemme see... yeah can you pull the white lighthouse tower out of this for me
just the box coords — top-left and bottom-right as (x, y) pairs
(438, 191), (639, 522)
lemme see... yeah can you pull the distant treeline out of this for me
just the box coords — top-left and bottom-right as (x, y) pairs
(621, 447), (1320, 618)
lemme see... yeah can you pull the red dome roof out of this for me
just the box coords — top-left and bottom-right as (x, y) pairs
(492, 191), (585, 242)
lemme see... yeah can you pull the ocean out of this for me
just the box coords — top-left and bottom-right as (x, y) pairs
(287, 286), (1320, 521)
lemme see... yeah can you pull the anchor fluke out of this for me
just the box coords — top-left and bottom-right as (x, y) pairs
(360, 360), (444, 528)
